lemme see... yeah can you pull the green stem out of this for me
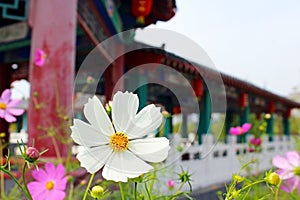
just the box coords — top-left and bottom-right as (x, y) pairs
(22, 163), (33, 200)
(0, 168), (24, 194)
(83, 173), (95, 200)
(119, 182), (125, 200)
(134, 182), (137, 200)
(171, 183), (185, 200)
(68, 182), (74, 200)
(148, 165), (156, 192)
(274, 181), (281, 200)
(0, 143), (5, 200)
(239, 180), (265, 193)
(177, 182), (185, 192)
(144, 183), (152, 200)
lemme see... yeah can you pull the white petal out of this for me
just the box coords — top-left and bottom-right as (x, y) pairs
(83, 96), (115, 136)
(77, 145), (113, 174)
(126, 104), (162, 139)
(102, 166), (140, 182)
(129, 137), (170, 162)
(102, 151), (153, 182)
(112, 91), (139, 133)
(71, 119), (109, 147)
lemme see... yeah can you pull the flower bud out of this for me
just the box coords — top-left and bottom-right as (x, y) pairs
(232, 189), (240, 198)
(80, 180), (87, 186)
(233, 174), (244, 183)
(25, 147), (40, 162)
(162, 111), (171, 118)
(33, 91), (39, 97)
(250, 138), (262, 146)
(90, 185), (104, 199)
(167, 180), (174, 189)
(86, 76), (95, 84)
(265, 172), (280, 186)
(265, 113), (271, 119)
(67, 176), (74, 183)
(258, 125), (265, 131)
(178, 169), (192, 184)
(105, 101), (112, 116)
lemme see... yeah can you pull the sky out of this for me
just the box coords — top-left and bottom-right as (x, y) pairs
(135, 0), (300, 97)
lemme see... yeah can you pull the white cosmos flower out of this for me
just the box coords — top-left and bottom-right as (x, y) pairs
(71, 91), (170, 182)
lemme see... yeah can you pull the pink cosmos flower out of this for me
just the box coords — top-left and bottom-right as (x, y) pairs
(272, 151), (300, 193)
(0, 89), (24, 123)
(229, 123), (252, 135)
(250, 137), (262, 146)
(34, 49), (47, 67)
(167, 180), (175, 189)
(28, 162), (67, 200)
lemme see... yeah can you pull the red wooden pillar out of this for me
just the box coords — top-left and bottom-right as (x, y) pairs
(0, 64), (11, 155)
(28, 0), (77, 157)
(105, 43), (124, 101)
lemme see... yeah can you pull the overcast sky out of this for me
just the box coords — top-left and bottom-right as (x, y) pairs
(135, 0), (300, 97)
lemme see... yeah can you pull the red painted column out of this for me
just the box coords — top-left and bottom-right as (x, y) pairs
(105, 44), (124, 101)
(0, 64), (11, 156)
(28, 0), (77, 157)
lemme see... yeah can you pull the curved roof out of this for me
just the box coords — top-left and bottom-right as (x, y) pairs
(125, 42), (300, 112)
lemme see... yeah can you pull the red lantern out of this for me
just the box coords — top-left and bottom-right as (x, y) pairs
(239, 93), (248, 108)
(192, 79), (204, 98)
(132, 0), (153, 24)
(173, 106), (181, 114)
(268, 102), (275, 113)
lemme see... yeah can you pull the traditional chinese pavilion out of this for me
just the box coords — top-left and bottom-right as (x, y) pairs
(0, 0), (299, 158)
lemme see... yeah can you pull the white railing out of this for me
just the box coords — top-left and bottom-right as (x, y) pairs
(166, 133), (293, 191)
(9, 132), (294, 192)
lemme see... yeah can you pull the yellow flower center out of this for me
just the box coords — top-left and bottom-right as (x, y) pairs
(0, 102), (6, 110)
(110, 132), (129, 151)
(45, 181), (54, 190)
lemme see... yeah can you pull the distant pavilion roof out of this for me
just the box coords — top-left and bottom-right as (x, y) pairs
(125, 42), (300, 114)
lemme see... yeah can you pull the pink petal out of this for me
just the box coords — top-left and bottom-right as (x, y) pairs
(32, 168), (48, 182)
(33, 191), (48, 200)
(47, 189), (66, 200)
(277, 169), (294, 180)
(28, 181), (47, 199)
(54, 164), (66, 179)
(54, 177), (67, 190)
(7, 108), (24, 116)
(35, 49), (46, 67)
(45, 163), (56, 178)
(229, 127), (241, 135)
(4, 113), (16, 123)
(0, 110), (4, 118)
(0, 89), (11, 104)
(281, 177), (298, 193)
(242, 123), (251, 132)
(273, 155), (293, 170)
(7, 99), (22, 107)
(35, 59), (46, 67)
(286, 151), (300, 167)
